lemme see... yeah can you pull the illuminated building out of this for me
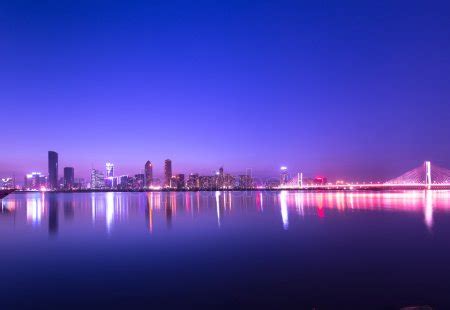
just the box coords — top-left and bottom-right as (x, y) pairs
(265, 178), (280, 189)
(174, 174), (185, 189)
(169, 176), (176, 189)
(75, 178), (86, 189)
(145, 161), (153, 187)
(58, 177), (64, 189)
(112, 177), (119, 188)
(280, 166), (289, 185)
(63, 167), (75, 189)
(48, 151), (58, 189)
(134, 174), (145, 189)
(24, 172), (47, 190)
(106, 162), (114, 178)
(199, 176), (215, 190)
(105, 177), (119, 189)
(164, 159), (172, 187)
(0, 178), (14, 189)
(118, 175), (129, 189)
(217, 167), (224, 188)
(238, 175), (253, 189)
(117, 175), (135, 189)
(90, 169), (105, 189)
(119, 175), (128, 189)
(223, 174), (235, 189)
(186, 173), (200, 189)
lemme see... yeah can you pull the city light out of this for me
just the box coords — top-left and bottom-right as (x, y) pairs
(2, 152), (450, 195)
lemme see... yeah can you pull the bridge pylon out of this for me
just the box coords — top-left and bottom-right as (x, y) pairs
(298, 173), (303, 189)
(386, 160), (450, 189)
(425, 161), (431, 189)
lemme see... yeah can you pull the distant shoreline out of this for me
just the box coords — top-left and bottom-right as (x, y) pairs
(9, 187), (450, 194)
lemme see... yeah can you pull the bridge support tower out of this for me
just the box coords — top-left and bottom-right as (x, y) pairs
(298, 172), (303, 189)
(425, 161), (431, 189)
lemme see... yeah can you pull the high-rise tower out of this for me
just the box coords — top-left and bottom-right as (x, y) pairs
(217, 166), (224, 188)
(48, 151), (58, 189)
(90, 169), (105, 189)
(106, 162), (114, 178)
(280, 166), (289, 185)
(164, 159), (172, 187)
(145, 161), (153, 187)
(63, 167), (75, 189)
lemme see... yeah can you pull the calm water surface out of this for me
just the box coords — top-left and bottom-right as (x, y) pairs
(1, 190), (450, 309)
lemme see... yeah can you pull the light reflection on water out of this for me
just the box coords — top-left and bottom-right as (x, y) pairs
(1, 190), (449, 235)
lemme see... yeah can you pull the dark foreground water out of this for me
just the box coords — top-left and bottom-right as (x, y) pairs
(1, 190), (450, 309)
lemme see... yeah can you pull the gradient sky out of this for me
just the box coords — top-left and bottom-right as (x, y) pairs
(1, 0), (450, 181)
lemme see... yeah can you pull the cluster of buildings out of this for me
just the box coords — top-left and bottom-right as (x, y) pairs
(21, 151), (80, 190)
(0, 151), (330, 191)
(90, 159), (254, 191)
(8, 151), (257, 191)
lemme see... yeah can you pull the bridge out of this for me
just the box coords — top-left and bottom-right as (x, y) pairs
(278, 161), (450, 190)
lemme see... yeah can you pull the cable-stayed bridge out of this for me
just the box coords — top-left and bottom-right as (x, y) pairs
(278, 161), (450, 190)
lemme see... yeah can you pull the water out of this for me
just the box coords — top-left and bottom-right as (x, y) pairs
(0, 190), (450, 309)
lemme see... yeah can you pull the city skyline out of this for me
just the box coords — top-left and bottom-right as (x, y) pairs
(1, 1), (450, 181)
(1, 148), (449, 185)
(1, 149), (448, 191)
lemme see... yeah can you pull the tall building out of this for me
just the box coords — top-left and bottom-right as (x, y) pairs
(119, 175), (129, 190)
(223, 174), (235, 189)
(106, 162), (114, 178)
(48, 151), (58, 189)
(199, 176), (215, 190)
(174, 174), (185, 190)
(105, 176), (119, 189)
(217, 167), (224, 188)
(134, 174), (145, 189)
(90, 169), (105, 189)
(164, 159), (172, 187)
(238, 175), (253, 189)
(145, 161), (153, 187)
(75, 178), (86, 189)
(63, 167), (75, 189)
(280, 166), (289, 185)
(186, 173), (200, 189)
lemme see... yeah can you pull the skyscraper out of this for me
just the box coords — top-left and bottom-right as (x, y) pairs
(164, 159), (172, 187)
(134, 174), (145, 190)
(186, 173), (200, 189)
(174, 174), (185, 190)
(90, 169), (105, 189)
(145, 161), (153, 187)
(217, 166), (224, 188)
(63, 167), (75, 189)
(280, 166), (289, 185)
(106, 162), (114, 178)
(48, 151), (58, 189)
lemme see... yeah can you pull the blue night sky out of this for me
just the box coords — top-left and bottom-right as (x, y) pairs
(1, 0), (450, 181)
